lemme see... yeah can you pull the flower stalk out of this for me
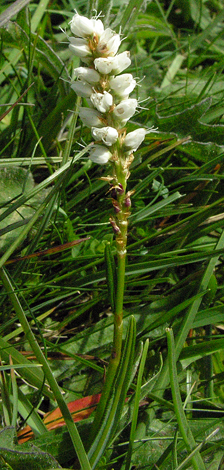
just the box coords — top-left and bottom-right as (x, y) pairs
(68, 11), (146, 408)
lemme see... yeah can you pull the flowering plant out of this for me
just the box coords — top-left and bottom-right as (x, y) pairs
(69, 10), (146, 361)
(68, 11), (147, 467)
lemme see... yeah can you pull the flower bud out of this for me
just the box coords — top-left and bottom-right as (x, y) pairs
(71, 81), (93, 98)
(69, 37), (91, 58)
(112, 200), (121, 213)
(124, 196), (131, 208)
(79, 107), (104, 127)
(73, 67), (100, 85)
(70, 13), (104, 38)
(94, 51), (131, 75)
(110, 74), (136, 98)
(124, 128), (146, 151)
(89, 145), (112, 164)
(90, 91), (113, 113)
(109, 217), (121, 234)
(113, 98), (138, 123)
(91, 126), (118, 146)
(97, 29), (121, 56)
(117, 183), (124, 194)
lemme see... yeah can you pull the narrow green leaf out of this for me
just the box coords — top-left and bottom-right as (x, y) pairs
(31, 0), (50, 32)
(0, 337), (52, 399)
(161, 54), (186, 89)
(174, 428), (220, 470)
(88, 316), (136, 469)
(0, 0), (31, 28)
(130, 191), (183, 223)
(0, 144), (92, 224)
(180, 337), (224, 369)
(125, 339), (149, 470)
(0, 268), (92, 470)
(17, 388), (47, 437)
(119, 0), (147, 33)
(166, 328), (206, 470)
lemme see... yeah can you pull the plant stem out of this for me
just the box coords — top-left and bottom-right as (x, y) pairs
(0, 267), (92, 470)
(89, 154), (129, 437)
(107, 155), (129, 377)
(104, 233), (126, 391)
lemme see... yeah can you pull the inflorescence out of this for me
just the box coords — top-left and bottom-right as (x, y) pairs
(68, 12), (147, 165)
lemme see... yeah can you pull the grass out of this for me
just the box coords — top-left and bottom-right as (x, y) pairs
(0, 0), (224, 469)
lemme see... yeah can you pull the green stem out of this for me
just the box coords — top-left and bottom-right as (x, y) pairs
(104, 157), (128, 378)
(89, 156), (128, 438)
(0, 267), (92, 470)
(112, 246), (126, 361)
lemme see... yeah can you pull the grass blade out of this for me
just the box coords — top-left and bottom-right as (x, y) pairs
(166, 327), (206, 470)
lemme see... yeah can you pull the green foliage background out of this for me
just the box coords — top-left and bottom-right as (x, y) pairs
(0, 0), (224, 469)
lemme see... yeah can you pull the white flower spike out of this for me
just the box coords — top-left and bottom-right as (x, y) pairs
(68, 12), (146, 165)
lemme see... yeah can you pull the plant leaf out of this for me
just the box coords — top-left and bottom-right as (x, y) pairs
(156, 98), (224, 146)
(0, 427), (61, 470)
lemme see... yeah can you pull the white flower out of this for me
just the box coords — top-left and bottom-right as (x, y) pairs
(69, 37), (91, 58)
(94, 56), (116, 74)
(97, 29), (121, 56)
(79, 107), (104, 127)
(124, 128), (146, 151)
(90, 91), (113, 113)
(89, 145), (112, 164)
(113, 52), (132, 74)
(109, 74), (136, 98)
(70, 13), (104, 38)
(92, 126), (118, 146)
(94, 51), (131, 75)
(73, 67), (100, 85)
(71, 81), (93, 98)
(113, 98), (138, 123)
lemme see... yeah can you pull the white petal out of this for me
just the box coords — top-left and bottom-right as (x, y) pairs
(113, 98), (138, 122)
(71, 81), (93, 97)
(110, 74), (136, 98)
(124, 128), (146, 151)
(94, 56), (117, 74)
(79, 108), (104, 127)
(69, 37), (91, 57)
(89, 145), (112, 164)
(73, 67), (100, 85)
(90, 91), (113, 113)
(70, 14), (104, 38)
(97, 29), (121, 56)
(92, 126), (118, 145)
(91, 18), (105, 36)
(114, 51), (132, 74)
(94, 52), (131, 75)
(107, 33), (121, 56)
